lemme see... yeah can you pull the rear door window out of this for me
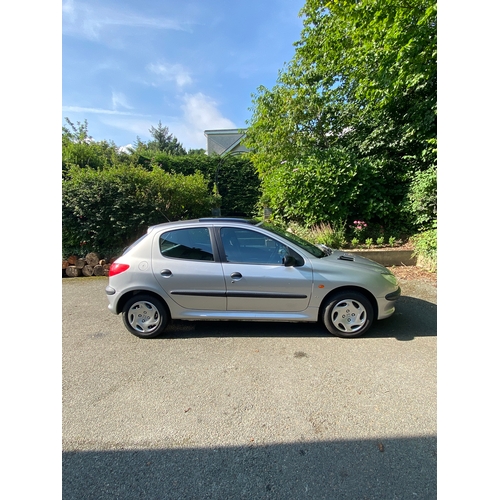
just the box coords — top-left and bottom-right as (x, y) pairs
(159, 228), (214, 261)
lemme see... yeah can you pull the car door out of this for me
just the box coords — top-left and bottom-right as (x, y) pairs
(151, 226), (226, 311)
(219, 226), (313, 312)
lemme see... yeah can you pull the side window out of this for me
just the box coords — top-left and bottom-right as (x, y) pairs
(220, 227), (291, 265)
(159, 228), (214, 261)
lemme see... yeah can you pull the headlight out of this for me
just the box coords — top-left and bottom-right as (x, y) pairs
(381, 272), (398, 286)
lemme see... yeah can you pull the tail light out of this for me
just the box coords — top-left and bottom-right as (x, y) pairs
(109, 263), (130, 276)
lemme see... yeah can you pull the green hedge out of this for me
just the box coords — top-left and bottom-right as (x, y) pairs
(133, 153), (261, 217)
(62, 165), (212, 257)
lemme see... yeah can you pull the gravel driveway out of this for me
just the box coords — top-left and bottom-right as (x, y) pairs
(63, 274), (437, 499)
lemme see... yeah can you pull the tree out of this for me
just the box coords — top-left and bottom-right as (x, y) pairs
(62, 117), (93, 144)
(127, 121), (188, 169)
(62, 118), (128, 176)
(187, 148), (206, 155)
(245, 0), (436, 231)
(147, 121), (187, 155)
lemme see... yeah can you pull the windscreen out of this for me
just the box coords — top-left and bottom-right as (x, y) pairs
(256, 222), (326, 258)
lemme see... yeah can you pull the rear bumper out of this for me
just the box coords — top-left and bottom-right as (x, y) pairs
(106, 286), (119, 315)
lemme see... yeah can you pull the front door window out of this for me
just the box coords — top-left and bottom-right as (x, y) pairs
(219, 227), (312, 312)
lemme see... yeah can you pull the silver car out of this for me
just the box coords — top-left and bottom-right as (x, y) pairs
(106, 218), (400, 339)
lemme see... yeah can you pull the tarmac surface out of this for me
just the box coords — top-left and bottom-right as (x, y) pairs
(62, 273), (437, 499)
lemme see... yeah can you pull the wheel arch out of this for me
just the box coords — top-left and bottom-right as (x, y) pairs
(116, 289), (171, 317)
(319, 286), (378, 320)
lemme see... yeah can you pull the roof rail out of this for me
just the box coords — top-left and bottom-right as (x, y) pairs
(199, 217), (253, 224)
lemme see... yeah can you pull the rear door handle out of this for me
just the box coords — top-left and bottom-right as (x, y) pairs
(160, 269), (172, 277)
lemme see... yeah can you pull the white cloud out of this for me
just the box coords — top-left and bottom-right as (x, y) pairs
(118, 144), (134, 154)
(147, 63), (193, 88)
(63, 1), (190, 41)
(176, 93), (237, 149)
(62, 0), (76, 19)
(182, 93), (235, 130)
(98, 117), (157, 139)
(111, 91), (133, 110)
(66, 93), (237, 151)
(62, 105), (146, 116)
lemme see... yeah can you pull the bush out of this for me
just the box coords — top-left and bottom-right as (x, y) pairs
(406, 165), (437, 230)
(286, 222), (347, 249)
(306, 223), (347, 249)
(62, 165), (212, 256)
(263, 150), (361, 227)
(411, 223), (437, 272)
(262, 148), (413, 233)
(137, 153), (261, 217)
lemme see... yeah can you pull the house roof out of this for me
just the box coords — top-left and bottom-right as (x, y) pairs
(204, 128), (248, 156)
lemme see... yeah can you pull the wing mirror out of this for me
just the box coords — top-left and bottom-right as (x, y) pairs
(283, 255), (296, 267)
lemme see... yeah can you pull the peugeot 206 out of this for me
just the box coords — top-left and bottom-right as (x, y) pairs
(106, 218), (400, 339)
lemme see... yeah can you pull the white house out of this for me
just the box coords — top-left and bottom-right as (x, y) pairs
(204, 129), (248, 156)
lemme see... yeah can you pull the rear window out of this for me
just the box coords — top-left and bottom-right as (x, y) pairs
(159, 227), (214, 261)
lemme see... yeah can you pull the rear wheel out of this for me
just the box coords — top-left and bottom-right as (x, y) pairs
(322, 291), (374, 338)
(122, 294), (169, 338)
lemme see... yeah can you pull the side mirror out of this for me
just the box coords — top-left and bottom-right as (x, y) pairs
(283, 255), (296, 267)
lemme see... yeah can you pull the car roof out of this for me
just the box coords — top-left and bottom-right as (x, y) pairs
(147, 217), (257, 233)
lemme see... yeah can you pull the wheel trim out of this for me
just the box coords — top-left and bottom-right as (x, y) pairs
(127, 300), (161, 333)
(331, 299), (367, 333)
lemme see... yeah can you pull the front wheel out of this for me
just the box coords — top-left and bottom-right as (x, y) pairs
(322, 291), (374, 338)
(122, 294), (169, 338)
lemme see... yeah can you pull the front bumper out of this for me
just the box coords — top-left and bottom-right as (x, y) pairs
(376, 286), (401, 320)
(385, 287), (401, 301)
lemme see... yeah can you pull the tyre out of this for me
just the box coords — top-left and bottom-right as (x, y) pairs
(322, 291), (374, 338)
(122, 294), (169, 339)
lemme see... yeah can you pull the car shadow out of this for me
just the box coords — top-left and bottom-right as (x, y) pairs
(158, 295), (436, 341)
(63, 436), (437, 499)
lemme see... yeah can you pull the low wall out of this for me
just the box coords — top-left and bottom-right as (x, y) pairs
(341, 249), (417, 267)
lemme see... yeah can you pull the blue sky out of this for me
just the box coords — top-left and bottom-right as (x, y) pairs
(62, 0), (305, 151)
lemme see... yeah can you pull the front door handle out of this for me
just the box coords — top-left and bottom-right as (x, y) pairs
(160, 269), (172, 277)
(230, 272), (242, 282)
